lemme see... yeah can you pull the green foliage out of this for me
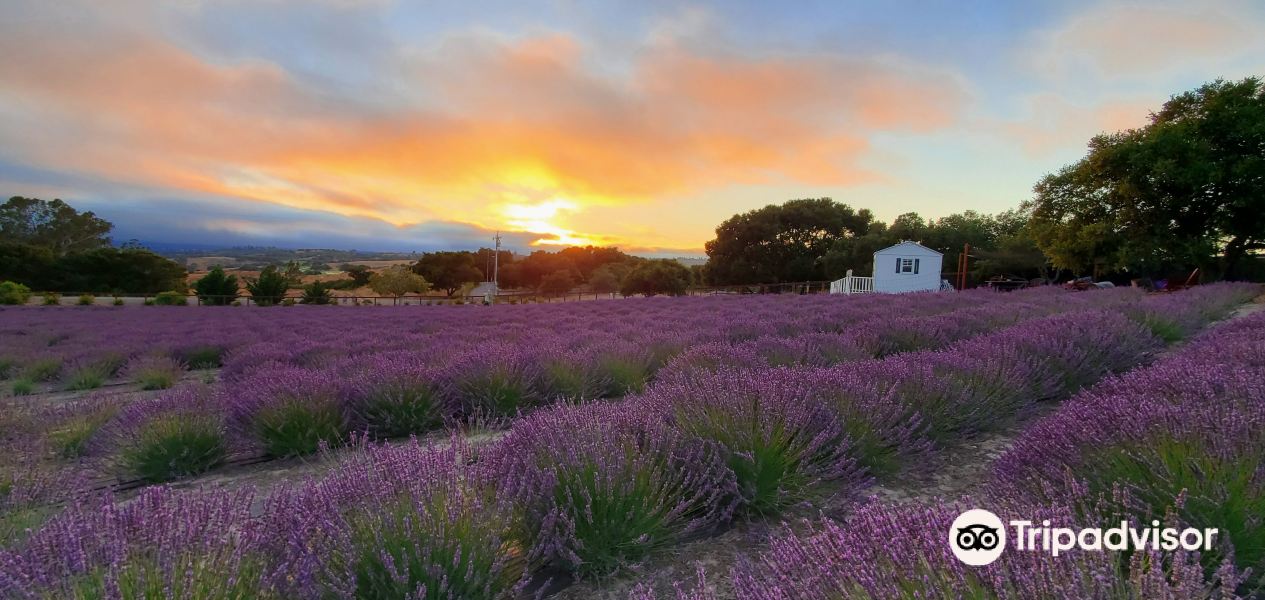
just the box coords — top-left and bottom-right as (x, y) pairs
(339, 263), (373, 286)
(413, 252), (482, 296)
(152, 291), (187, 306)
(620, 259), (691, 296)
(282, 260), (304, 286)
(595, 356), (650, 397)
(1083, 438), (1265, 585)
(143, 298), (155, 306)
(9, 378), (35, 396)
(50, 407), (118, 459)
(253, 401), (348, 457)
(112, 296), (124, 306)
(1028, 77), (1265, 278)
(193, 267), (239, 306)
(587, 265), (622, 294)
(65, 562), (266, 600)
(42, 292), (60, 305)
(177, 345), (224, 369)
(346, 486), (520, 599)
(76, 294), (95, 306)
(369, 265), (430, 299)
(134, 367), (180, 391)
(0, 242), (55, 288)
(119, 414), (226, 482)
(51, 247), (187, 294)
(65, 364), (109, 391)
(353, 383), (444, 439)
(537, 269), (576, 295)
(245, 265), (289, 306)
(705, 198), (877, 284)
(299, 280), (335, 305)
(0, 196), (112, 256)
(22, 357), (62, 381)
(0, 281), (32, 305)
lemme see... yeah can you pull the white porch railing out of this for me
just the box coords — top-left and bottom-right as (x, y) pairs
(829, 269), (874, 295)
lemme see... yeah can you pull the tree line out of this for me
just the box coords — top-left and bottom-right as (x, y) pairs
(0, 197), (186, 294)
(704, 77), (1264, 286)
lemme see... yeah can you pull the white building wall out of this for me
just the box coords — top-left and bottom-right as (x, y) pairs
(872, 244), (943, 293)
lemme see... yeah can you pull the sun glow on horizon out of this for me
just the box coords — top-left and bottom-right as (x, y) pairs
(501, 198), (603, 247)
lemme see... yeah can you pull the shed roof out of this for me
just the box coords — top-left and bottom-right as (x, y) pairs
(873, 240), (943, 256)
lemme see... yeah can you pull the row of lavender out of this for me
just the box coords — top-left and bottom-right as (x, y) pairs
(640, 289), (1264, 599)
(10, 286), (1142, 493)
(1, 284), (1254, 598)
(0, 292), (981, 393)
(3, 286), (1124, 397)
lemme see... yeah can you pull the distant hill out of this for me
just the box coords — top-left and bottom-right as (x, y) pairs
(156, 246), (418, 271)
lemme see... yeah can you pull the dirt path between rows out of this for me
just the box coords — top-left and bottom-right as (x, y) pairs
(557, 292), (1265, 600)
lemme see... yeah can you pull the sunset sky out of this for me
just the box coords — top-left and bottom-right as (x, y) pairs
(1, 1), (1262, 255)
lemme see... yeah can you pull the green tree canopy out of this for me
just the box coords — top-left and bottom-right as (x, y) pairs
(193, 267), (240, 305)
(370, 265), (431, 299)
(339, 264), (373, 287)
(245, 266), (289, 306)
(413, 252), (482, 296)
(1027, 77), (1265, 278)
(620, 259), (691, 296)
(0, 197), (112, 256)
(704, 198), (876, 285)
(537, 270), (576, 295)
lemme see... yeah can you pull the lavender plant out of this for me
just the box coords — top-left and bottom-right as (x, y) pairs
(646, 368), (867, 514)
(282, 438), (526, 599)
(111, 388), (228, 482)
(123, 355), (186, 390)
(493, 402), (735, 577)
(231, 367), (348, 457)
(0, 487), (274, 599)
(345, 359), (449, 439)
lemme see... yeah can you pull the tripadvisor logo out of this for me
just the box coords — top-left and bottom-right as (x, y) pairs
(949, 508), (1219, 566)
(950, 509), (1006, 566)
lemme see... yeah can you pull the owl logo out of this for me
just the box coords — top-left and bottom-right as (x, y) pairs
(949, 509), (1007, 566)
(955, 523), (1001, 551)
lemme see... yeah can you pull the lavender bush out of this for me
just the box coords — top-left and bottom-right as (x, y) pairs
(265, 437), (525, 599)
(0, 487), (274, 599)
(492, 402), (736, 577)
(343, 356), (450, 439)
(123, 355), (186, 391)
(109, 387), (228, 482)
(645, 368), (868, 514)
(230, 367), (349, 457)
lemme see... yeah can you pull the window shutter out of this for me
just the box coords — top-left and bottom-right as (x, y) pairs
(914, 258), (920, 274)
(896, 258), (901, 273)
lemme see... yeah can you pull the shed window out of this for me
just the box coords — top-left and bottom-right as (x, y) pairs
(897, 258), (920, 274)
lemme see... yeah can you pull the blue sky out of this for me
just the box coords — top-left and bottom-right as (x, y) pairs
(1, 0), (1261, 255)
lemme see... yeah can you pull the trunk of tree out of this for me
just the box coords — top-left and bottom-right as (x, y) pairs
(1223, 237), (1247, 280)
(1222, 237), (1265, 281)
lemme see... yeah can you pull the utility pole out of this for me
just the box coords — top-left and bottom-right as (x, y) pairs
(492, 231), (501, 295)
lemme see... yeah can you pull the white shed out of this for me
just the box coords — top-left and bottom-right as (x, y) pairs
(872, 241), (943, 293)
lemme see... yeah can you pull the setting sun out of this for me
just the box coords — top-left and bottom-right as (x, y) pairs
(501, 199), (603, 247)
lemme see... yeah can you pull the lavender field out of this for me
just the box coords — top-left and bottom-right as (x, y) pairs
(0, 283), (1261, 599)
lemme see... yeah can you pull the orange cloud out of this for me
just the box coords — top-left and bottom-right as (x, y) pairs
(0, 3), (967, 249)
(1026, 2), (1260, 78)
(996, 94), (1154, 157)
